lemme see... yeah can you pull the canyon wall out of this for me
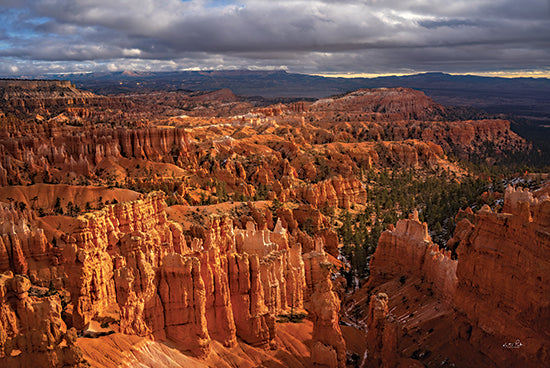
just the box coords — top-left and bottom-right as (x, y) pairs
(366, 186), (550, 367)
(451, 186), (550, 366)
(0, 79), (73, 88)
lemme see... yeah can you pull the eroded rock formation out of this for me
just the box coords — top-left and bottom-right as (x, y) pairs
(0, 85), (527, 213)
(0, 190), (347, 367)
(365, 186), (550, 367)
(0, 81), (538, 368)
(365, 293), (398, 368)
(304, 251), (346, 368)
(369, 210), (457, 300)
(0, 273), (87, 368)
(451, 186), (550, 367)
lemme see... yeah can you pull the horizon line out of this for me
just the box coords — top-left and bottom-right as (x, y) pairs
(311, 70), (550, 79)
(3, 69), (550, 80)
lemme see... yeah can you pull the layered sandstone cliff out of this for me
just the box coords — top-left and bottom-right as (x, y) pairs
(365, 185), (550, 367)
(0, 84), (527, 212)
(306, 88), (527, 157)
(451, 186), (550, 367)
(369, 210), (457, 300)
(66, 194), (310, 353)
(309, 88), (444, 122)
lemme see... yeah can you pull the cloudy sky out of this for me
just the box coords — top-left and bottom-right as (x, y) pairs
(0, 0), (549, 77)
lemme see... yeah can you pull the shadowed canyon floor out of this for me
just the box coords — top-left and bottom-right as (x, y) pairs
(0, 80), (548, 368)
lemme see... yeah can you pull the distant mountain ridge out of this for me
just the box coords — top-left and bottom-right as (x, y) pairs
(28, 70), (547, 119)
(30, 69), (547, 104)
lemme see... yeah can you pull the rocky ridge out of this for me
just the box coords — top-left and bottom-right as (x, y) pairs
(0, 273), (87, 368)
(0, 85), (527, 201)
(362, 185), (550, 367)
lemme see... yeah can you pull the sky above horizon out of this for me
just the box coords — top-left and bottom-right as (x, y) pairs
(0, 0), (549, 77)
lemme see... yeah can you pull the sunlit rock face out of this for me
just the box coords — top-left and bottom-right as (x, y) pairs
(0, 189), (348, 366)
(304, 251), (346, 368)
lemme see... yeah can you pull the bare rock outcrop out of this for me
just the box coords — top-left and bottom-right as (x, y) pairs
(67, 192), (184, 330)
(158, 254), (210, 357)
(227, 252), (274, 347)
(368, 210), (457, 299)
(0, 191), (322, 362)
(451, 186), (550, 367)
(367, 186), (550, 367)
(296, 176), (367, 209)
(304, 251), (346, 368)
(365, 293), (398, 368)
(199, 246), (237, 347)
(0, 273), (87, 367)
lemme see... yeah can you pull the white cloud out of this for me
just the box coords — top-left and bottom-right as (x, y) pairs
(122, 48), (142, 57)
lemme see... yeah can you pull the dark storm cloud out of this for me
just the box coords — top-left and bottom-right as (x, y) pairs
(0, 0), (549, 75)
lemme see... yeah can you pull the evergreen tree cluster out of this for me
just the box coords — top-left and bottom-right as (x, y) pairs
(338, 169), (491, 280)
